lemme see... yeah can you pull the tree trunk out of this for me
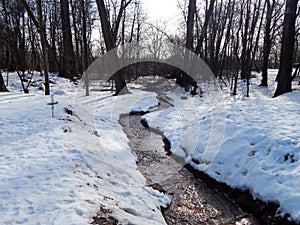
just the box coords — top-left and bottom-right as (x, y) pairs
(25, 0), (61, 74)
(186, 0), (196, 50)
(111, 0), (133, 43)
(195, 0), (215, 56)
(261, 0), (272, 86)
(60, 0), (75, 79)
(81, 0), (89, 71)
(36, 0), (50, 95)
(0, 71), (8, 92)
(70, 0), (81, 74)
(219, 0), (235, 77)
(1, 0), (14, 72)
(96, 0), (127, 95)
(240, 0), (250, 80)
(274, 0), (298, 97)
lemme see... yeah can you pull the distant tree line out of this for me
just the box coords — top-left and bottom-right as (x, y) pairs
(0, 0), (299, 97)
(180, 0), (299, 96)
(0, 0), (144, 94)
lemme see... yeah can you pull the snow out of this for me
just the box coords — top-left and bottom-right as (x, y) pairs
(142, 70), (300, 222)
(2, 69), (300, 224)
(0, 73), (168, 225)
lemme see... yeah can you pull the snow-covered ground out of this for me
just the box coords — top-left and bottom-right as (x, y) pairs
(1, 69), (300, 224)
(0, 72), (169, 225)
(143, 70), (300, 223)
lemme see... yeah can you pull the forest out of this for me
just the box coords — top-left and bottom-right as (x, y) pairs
(1, 1), (300, 224)
(0, 0), (299, 96)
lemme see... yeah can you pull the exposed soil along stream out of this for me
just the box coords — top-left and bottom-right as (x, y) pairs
(119, 97), (299, 225)
(119, 99), (257, 225)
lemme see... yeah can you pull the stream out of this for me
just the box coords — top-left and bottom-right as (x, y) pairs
(118, 95), (300, 225)
(90, 90), (299, 225)
(119, 99), (259, 225)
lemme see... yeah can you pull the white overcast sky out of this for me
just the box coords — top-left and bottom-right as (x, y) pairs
(141, 0), (181, 31)
(92, 0), (181, 41)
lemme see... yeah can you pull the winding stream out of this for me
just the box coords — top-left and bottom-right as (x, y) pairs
(119, 99), (260, 225)
(91, 92), (298, 225)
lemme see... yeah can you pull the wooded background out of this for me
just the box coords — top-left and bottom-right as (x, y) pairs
(0, 0), (299, 96)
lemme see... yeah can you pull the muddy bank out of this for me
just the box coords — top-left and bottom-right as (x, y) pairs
(185, 165), (298, 225)
(119, 112), (260, 225)
(92, 98), (298, 225)
(120, 103), (299, 225)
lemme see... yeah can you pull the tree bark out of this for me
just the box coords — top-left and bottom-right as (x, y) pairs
(1, 0), (14, 72)
(70, 0), (81, 74)
(0, 71), (8, 92)
(96, 0), (127, 95)
(274, 0), (298, 97)
(22, 0), (61, 75)
(36, 0), (50, 95)
(195, 0), (215, 56)
(186, 0), (196, 50)
(219, 0), (235, 77)
(112, 0), (132, 43)
(81, 0), (89, 71)
(240, 0), (250, 80)
(261, 0), (272, 86)
(60, 0), (75, 79)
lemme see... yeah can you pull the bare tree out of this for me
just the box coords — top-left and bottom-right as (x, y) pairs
(81, 0), (89, 71)
(0, 71), (8, 92)
(60, 0), (75, 79)
(21, 0), (50, 95)
(195, 0), (216, 57)
(186, 0), (196, 50)
(36, 0), (50, 95)
(1, 0), (27, 72)
(274, 0), (299, 97)
(48, 0), (60, 73)
(260, 0), (284, 86)
(96, 0), (129, 95)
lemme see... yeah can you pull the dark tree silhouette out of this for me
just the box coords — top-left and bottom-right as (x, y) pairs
(96, 0), (128, 95)
(261, 0), (284, 86)
(274, 0), (299, 97)
(0, 71), (8, 92)
(36, 0), (50, 95)
(186, 0), (196, 51)
(60, 0), (75, 79)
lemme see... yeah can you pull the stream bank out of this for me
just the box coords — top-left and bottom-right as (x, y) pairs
(91, 93), (298, 225)
(119, 111), (259, 225)
(118, 95), (298, 225)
